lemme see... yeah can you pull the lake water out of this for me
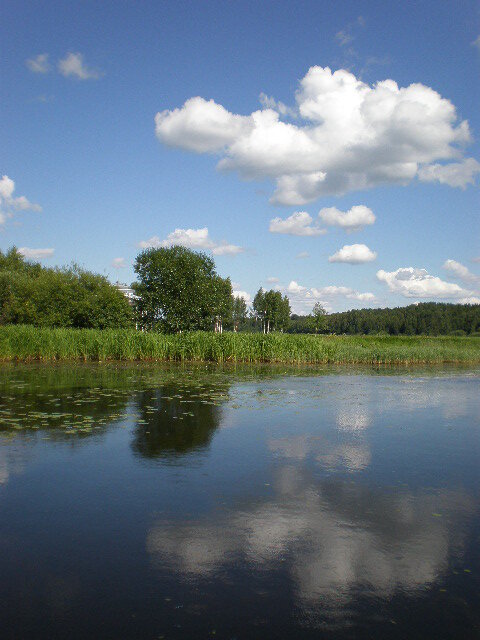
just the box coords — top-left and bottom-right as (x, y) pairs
(0, 364), (479, 639)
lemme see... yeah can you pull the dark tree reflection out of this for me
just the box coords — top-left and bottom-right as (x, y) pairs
(131, 384), (228, 460)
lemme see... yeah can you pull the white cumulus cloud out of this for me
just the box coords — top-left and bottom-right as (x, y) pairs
(281, 280), (375, 314)
(269, 211), (326, 236)
(329, 244), (377, 264)
(139, 227), (244, 256)
(18, 247), (54, 260)
(26, 53), (50, 74)
(232, 290), (252, 304)
(155, 66), (477, 205)
(58, 52), (103, 80)
(377, 267), (473, 299)
(319, 205), (375, 232)
(0, 175), (42, 226)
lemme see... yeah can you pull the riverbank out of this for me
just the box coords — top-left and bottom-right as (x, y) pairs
(1, 325), (479, 364)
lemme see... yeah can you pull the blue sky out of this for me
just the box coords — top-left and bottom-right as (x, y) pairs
(1, 0), (479, 313)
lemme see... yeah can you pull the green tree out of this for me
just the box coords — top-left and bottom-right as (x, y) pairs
(133, 245), (232, 333)
(232, 295), (248, 332)
(253, 288), (290, 332)
(0, 248), (133, 328)
(310, 302), (327, 333)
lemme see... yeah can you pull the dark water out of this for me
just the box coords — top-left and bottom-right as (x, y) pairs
(0, 364), (479, 640)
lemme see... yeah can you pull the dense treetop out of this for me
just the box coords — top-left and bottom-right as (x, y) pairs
(133, 246), (233, 333)
(0, 247), (133, 329)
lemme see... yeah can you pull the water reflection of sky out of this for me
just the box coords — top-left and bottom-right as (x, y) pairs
(0, 367), (479, 638)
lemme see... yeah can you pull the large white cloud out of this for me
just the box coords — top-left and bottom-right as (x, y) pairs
(319, 205), (375, 232)
(155, 66), (477, 204)
(329, 244), (377, 264)
(269, 211), (326, 236)
(139, 226), (244, 256)
(0, 175), (42, 226)
(18, 247), (54, 260)
(377, 267), (475, 299)
(58, 52), (102, 80)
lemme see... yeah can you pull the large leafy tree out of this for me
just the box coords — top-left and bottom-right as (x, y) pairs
(133, 245), (233, 332)
(0, 247), (133, 328)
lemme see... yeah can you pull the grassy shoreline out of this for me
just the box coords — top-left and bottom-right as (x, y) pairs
(0, 325), (479, 364)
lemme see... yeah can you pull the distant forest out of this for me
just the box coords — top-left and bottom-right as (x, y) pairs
(288, 303), (480, 336)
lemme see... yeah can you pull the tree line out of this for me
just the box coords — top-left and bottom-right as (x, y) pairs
(1, 246), (479, 335)
(288, 303), (480, 336)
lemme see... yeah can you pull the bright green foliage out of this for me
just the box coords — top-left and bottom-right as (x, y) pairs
(253, 288), (290, 332)
(311, 302), (328, 333)
(0, 247), (133, 329)
(133, 246), (233, 332)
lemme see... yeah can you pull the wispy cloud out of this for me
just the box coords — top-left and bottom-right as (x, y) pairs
(112, 257), (126, 269)
(58, 52), (103, 80)
(18, 247), (54, 260)
(26, 53), (50, 74)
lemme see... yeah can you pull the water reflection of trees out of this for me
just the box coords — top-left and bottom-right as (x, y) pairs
(131, 384), (227, 460)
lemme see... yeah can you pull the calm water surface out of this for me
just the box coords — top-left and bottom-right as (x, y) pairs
(0, 364), (479, 639)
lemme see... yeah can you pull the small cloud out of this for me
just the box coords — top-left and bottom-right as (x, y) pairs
(26, 53), (50, 74)
(0, 175), (42, 226)
(269, 212), (326, 236)
(112, 257), (126, 269)
(139, 227), (243, 257)
(232, 290), (252, 304)
(329, 244), (377, 264)
(58, 52), (103, 80)
(296, 251), (310, 259)
(319, 205), (375, 232)
(266, 277), (279, 283)
(472, 35), (480, 50)
(211, 243), (244, 256)
(287, 280), (307, 294)
(472, 257), (480, 263)
(18, 247), (54, 260)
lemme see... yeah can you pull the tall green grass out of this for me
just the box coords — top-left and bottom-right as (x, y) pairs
(1, 325), (479, 364)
